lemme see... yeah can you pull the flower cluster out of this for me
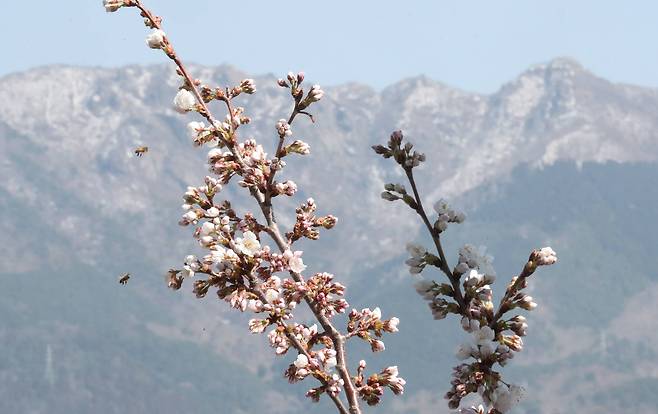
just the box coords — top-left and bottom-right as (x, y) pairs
(413, 278), (458, 320)
(304, 272), (349, 317)
(275, 180), (298, 197)
(405, 243), (427, 274)
(287, 198), (338, 242)
(273, 71), (326, 126)
(373, 130), (557, 412)
(288, 348), (338, 382)
(448, 324), (525, 411)
(276, 119), (293, 138)
(268, 322), (316, 355)
(277, 72), (325, 113)
(447, 360), (525, 413)
(372, 130), (426, 169)
(103, 2), (404, 413)
(433, 199), (465, 232)
(354, 361), (406, 406)
(456, 245), (496, 281)
(239, 78), (257, 95)
(346, 307), (400, 352)
(201, 137), (276, 192)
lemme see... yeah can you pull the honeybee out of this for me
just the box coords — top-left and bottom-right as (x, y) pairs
(118, 273), (131, 285)
(134, 146), (149, 157)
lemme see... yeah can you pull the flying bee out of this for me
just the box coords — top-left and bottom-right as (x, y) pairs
(118, 273), (131, 285)
(134, 146), (149, 157)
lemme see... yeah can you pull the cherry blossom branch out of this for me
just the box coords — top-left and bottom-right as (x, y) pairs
(254, 191), (363, 414)
(373, 130), (557, 413)
(132, 2), (213, 125)
(221, 84), (364, 413)
(103, 2), (403, 414)
(185, 236), (354, 414)
(238, 190), (360, 413)
(206, 63), (364, 414)
(219, 70), (360, 412)
(489, 249), (555, 328)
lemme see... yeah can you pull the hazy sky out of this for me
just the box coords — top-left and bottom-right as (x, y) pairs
(3, 1), (658, 93)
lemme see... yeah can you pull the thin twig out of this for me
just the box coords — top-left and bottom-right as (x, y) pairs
(263, 107), (299, 219)
(405, 168), (465, 311)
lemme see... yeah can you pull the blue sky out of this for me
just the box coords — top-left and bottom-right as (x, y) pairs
(3, 1), (658, 93)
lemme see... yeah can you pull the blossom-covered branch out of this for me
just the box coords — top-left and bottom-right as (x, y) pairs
(103, 1), (404, 413)
(373, 131), (557, 413)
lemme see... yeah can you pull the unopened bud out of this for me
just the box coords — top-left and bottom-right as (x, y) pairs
(239, 78), (257, 94)
(390, 130), (403, 145)
(370, 339), (385, 352)
(103, 0), (126, 12)
(146, 29), (166, 49)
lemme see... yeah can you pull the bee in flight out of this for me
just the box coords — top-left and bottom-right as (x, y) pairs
(118, 273), (131, 285)
(134, 146), (149, 157)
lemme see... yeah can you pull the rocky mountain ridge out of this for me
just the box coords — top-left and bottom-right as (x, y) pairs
(1, 58), (657, 413)
(2, 57), (658, 273)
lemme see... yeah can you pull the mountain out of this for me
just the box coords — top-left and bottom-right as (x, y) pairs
(1, 58), (657, 413)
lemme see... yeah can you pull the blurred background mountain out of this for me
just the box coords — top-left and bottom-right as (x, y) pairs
(1, 58), (657, 413)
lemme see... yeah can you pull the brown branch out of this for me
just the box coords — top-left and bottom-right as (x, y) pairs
(404, 168), (465, 312)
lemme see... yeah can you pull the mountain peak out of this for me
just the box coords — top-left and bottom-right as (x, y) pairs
(2, 61), (658, 207)
(511, 57), (588, 96)
(546, 56), (585, 71)
(382, 74), (470, 98)
(524, 57), (586, 77)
